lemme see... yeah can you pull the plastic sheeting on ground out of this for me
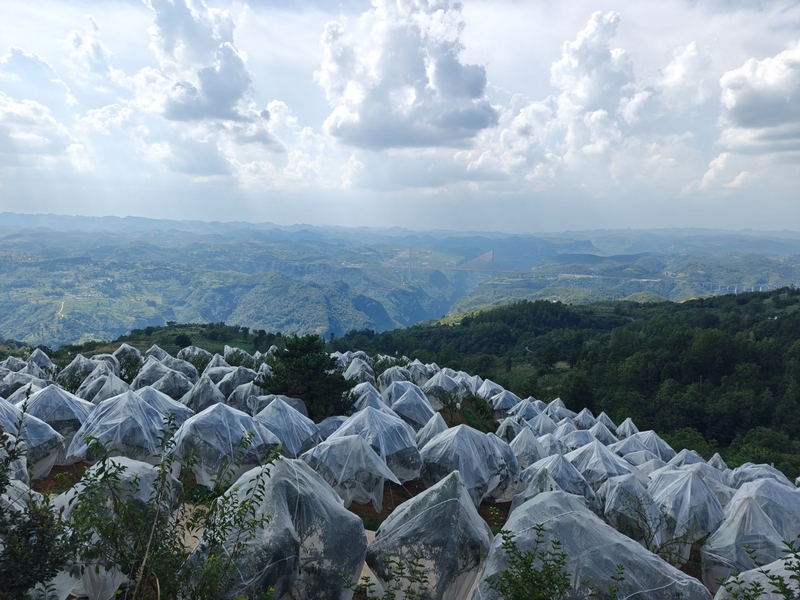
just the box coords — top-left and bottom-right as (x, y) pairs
(472, 491), (712, 600)
(187, 458), (367, 600)
(300, 434), (399, 512)
(368, 471), (493, 600)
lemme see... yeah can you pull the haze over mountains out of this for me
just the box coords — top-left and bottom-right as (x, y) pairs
(2, 212), (800, 348)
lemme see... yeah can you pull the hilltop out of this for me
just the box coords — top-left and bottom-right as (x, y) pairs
(2, 213), (800, 347)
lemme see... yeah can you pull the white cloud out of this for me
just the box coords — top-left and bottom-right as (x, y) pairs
(657, 42), (712, 110)
(60, 17), (126, 91)
(719, 42), (800, 154)
(1, 0), (799, 231)
(0, 93), (87, 170)
(315, 0), (498, 149)
(699, 152), (730, 189)
(455, 11), (639, 184)
(0, 48), (76, 112)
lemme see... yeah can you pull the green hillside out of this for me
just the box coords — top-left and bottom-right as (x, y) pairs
(336, 288), (800, 477)
(3, 214), (800, 348)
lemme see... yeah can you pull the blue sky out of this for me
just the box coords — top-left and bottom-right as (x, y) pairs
(1, 0), (799, 232)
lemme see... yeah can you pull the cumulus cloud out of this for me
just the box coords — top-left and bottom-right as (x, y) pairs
(719, 42), (800, 154)
(0, 48), (76, 111)
(455, 11), (640, 184)
(60, 17), (127, 91)
(315, 0), (498, 149)
(0, 93), (87, 170)
(143, 0), (259, 126)
(657, 42), (712, 110)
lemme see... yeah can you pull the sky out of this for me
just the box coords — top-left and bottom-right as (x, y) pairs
(0, 0), (799, 233)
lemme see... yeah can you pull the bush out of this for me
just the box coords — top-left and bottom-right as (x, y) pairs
(55, 421), (279, 600)
(486, 526), (571, 600)
(257, 333), (354, 420)
(0, 425), (72, 600)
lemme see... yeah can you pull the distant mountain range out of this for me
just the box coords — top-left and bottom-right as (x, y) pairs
(1, 212), (799, 347)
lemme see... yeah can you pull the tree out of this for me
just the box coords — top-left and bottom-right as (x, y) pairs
(174, 333), (192, 349)
(485, 526), (571, 600)
(257, 334), (354, 420)
(0, 428), (72, 600)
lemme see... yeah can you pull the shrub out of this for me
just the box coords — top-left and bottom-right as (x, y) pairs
(0, 425), (72, 600)
(485, 526), (571, 600)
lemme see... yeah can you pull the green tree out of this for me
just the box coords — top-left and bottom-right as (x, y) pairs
(564, 371), (595, 414)
(0, 428), (73, 600)
(257, 333), (355, 420)
(174, 333), (192, 348)
(486, 526), (571, 600)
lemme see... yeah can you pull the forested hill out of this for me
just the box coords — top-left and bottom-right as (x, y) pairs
(4, 288), (800, 475)
(334, 288), (800, 475)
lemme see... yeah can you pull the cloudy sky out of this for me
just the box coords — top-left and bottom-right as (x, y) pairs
(1, 0), (799, 232)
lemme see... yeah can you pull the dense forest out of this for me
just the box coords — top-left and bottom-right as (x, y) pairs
(334, 288), (800, 477)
